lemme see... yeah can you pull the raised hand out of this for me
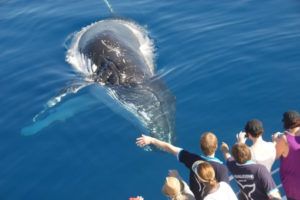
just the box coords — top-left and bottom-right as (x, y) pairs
(236, 131), (247, 143)
(221, 142), (230, 153)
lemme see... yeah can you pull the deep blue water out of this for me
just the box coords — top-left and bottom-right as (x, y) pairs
(1, 0), (300, 199)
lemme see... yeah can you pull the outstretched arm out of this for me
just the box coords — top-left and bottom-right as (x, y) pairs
(136, 134), (181, 156)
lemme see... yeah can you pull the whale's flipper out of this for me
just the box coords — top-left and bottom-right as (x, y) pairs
(22, 82), (93, 136)
(45, 82), (92, 109)
(32, 82), (92, 123)
(21, 93), (99, 136)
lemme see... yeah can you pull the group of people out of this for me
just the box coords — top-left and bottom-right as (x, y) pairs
(132, 110), (300, 200)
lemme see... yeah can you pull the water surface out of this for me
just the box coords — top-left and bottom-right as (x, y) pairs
(1, 0), (300, 199)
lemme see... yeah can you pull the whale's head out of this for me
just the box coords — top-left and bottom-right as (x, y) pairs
(79, 30), (150, 85)
(67, 20), (155, 86)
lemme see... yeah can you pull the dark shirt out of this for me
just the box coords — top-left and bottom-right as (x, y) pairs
(178, 149), (229, 200)
(226, 157), (277, 200)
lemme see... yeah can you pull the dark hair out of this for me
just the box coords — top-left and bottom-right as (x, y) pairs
(244, 119), (264, 138)
(232, 143), (251, 164)
(282, 110), (300, 129)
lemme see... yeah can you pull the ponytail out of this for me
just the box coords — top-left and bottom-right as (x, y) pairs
(196, 161), (218, 188)
(208, 178), (217, 188)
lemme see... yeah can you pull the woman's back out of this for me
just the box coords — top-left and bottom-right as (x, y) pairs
(279, 131), (300, 199)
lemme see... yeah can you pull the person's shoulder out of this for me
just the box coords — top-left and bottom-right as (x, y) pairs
(251, 163), (271, 176)
(211, 161), (228, 170)
(179, 149), (201, 159)
(256, 163), (270, 171)
(178, 149), (204, 168)
(207, 158), (227, 171)
(277, 132), (287, 142)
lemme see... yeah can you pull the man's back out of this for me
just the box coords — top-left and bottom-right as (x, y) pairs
(250, 139), (276, 172)
(226, 157), (277, 200)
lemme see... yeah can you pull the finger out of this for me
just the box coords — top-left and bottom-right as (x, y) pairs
(136, 138), (145, 143)
(136, 139), (144, 144)
(136, 140), (144, 146)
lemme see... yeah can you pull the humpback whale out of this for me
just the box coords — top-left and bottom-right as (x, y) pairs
(22, 19), (175, 143)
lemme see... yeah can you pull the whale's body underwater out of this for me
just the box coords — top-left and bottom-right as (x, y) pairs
(22, 19), (175, 143)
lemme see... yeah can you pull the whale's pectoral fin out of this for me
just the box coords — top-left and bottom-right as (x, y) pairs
(45, 81), (92, 109)
(21, 82), (95, 136)
(32, 81), (92, 123)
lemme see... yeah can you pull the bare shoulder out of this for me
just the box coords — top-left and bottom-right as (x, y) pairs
(277, 133), (287, 144)
(275, 133), (289, 158)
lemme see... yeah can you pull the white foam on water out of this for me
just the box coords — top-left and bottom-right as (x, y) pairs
(122, 20), (156, 75)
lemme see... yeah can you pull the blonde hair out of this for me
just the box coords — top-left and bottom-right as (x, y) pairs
(197, 161), (218, 188)
(200, 132), (218, 156)
(162, 177), (189, 200)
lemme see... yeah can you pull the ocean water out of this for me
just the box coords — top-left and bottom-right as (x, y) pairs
(1, 0), (300, 199)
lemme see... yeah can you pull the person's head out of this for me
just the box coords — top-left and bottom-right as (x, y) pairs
(232, 143), (251, 164)
(196, 161), (218, 188)
(244, 119), (264, 138)
(162, 177), (182, 200)
(282, 110), (300, 130)
(200, 132), (218, 156)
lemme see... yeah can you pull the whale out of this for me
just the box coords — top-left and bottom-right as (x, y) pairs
(22, 19), (175, 143)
